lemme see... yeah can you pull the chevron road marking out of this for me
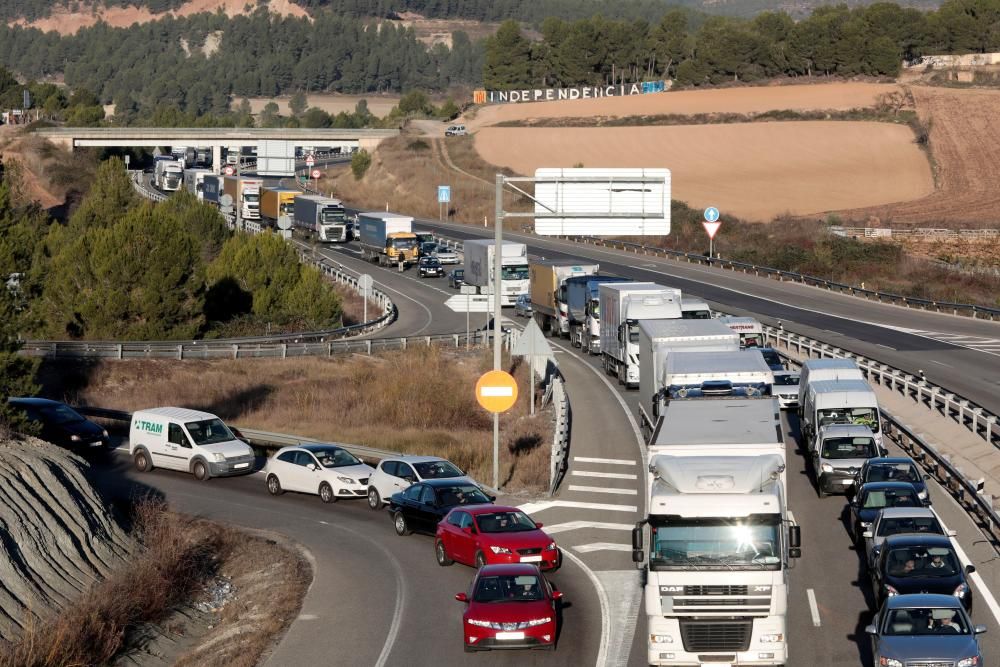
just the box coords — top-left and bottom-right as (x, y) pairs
(573, 456), (637, 466)
(573, 543), (633, 553)
(519, 500), (638, 514)
(540, 521), (634, 535)
(572, 470), (638, 480)
(568, 485), (638, 496)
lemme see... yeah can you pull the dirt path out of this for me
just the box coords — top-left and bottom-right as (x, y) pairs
(830, 86), (1000, 224)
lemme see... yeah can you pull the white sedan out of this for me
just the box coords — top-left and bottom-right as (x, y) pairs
(366, 455), (473, 509)
(433, 246), (460, 264)
(265, 444), (374, 503)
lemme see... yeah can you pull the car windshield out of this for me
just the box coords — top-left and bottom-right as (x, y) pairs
(878, 516), (943, 537)
(884, 607), (970, 635)
(862, 488), (920, 510)
(760, 350), (782, 366)
(648, 516), (782, 570)
(437, 484), (491, 507)
(414, 460), (463, 479)
(501, 265), (529, 281)
(817, 407), (880, 432)
(453, 270), (464, 278)
(184, 418), (235, 446)
(886, 546), (961, 578)
(476, 511), (537, 533)
(310, 447), (362, 468)
(473, 574), (544, 603)
(421, 258), (441, 266)
(40, 404), (86, 425)
(682, 309), (711, 319)
(822, 436), (877, 459)
(773, 374), (800, 386)
(867, 463), (921, 484)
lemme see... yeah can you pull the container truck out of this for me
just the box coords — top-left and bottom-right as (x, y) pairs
(261, 187), (298, 226)
(801, 378), (882, 451)
(600, 283), (682, 388)
(153, 159), (183, 192)
(718, 315), (765, 349)
(223, 176), (262, 221)
(294, 195), (350, 242)
(201, 174), (222, 205)
(358, 212), (419, 266)
(663, 349), (773, 401)
(637, 319), (740, 426)
(633, 397), (799, 667)
(183, 168), (212, 200)
(564, 275), (632, 353)
(463, 240), (529, 307)
(529, 260), (598, 336)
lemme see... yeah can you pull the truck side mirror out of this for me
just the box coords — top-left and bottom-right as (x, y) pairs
(632, 524), (643, 550)
(632, 549), (644, 563)
(788, 524), (801, 549)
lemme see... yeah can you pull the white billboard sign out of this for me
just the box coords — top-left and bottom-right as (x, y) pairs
(257, 140), (296, 177)
(533, 168), (670, 236)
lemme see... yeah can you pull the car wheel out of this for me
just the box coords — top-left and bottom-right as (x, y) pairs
(367, 487), (381, 510)
(267, 474), (283, 496)
(133, 450), (152, 473)
(394, 512), (411, 536)
(436, 540), (454, 566)
(193, 460), (209, 481)
(474, 551), (487, 569)
(319, 482), (336, 503)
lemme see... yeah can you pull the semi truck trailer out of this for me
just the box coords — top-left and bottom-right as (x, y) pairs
(294, 195), (350, 242)
(358, 212), (419, 266)
(183, 168), (212, 201)
(463, 240), (529, 307)
(529, 260), (598, 336)
(261, 187), (298, 226)
(223, 176), (262, 221)
(600, 282), (682, 388)
(564, 275), (632, 353)
(153, 159), (183, 192)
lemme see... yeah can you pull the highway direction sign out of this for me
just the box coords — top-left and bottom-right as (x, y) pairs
(445, 294), (495, 313)
(438, 185), (451, 203)
(476, 370), (518, 413)
(704, 206), (720, 223)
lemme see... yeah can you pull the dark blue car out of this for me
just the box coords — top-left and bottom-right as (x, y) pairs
(870, 534), (975, 612)
(7, 397), (111, 453)
(855, 457), (931, 505)
(866, 594), (985, 666)
(849, 481), (922, 544)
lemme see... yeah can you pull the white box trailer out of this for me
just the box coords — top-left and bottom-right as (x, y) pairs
(664, 349), (774, 400)
(797, 358), (864, 409)
(718, 315), (765, 349)
(600, 283), (682, 388)
(637, 318), (740, 424)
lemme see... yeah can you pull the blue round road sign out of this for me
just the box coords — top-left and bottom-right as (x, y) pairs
(704, 207), (720, 223)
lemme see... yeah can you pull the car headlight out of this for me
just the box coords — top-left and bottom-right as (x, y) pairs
(649, 634), (673, 644)
(820, 463), (834, 473)
(954, 583), (969, 599)
(212, 452), (226, 462)
(70, 434), (82, 442)
(102, 429), (109, 437)
(861, 521), (872, 529)
(879, 658), (903, 667)
(885, 585), (898, 597)
(759, 633), (784, 643)
(489, 545), (512, 555)
(525, 617), (551, 627)
(544, 541), (557, 551)
(337, 476), (356, 485)
(957, 656), (980, 667)
(918, 489), (928, 500)
(467, 619), (492, 628)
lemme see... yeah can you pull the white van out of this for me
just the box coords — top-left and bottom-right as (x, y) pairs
(797, 358), (865, 411)
(801, 379), (882, 450)
(445, 124), (467, 136)
(129, 407), (255, 480)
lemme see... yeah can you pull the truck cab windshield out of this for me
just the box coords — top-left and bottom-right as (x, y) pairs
(501, 265), (529, 281)
(321, 209), (345, 223)
(391, 238), (417, 251)
(818, 407), (879, 432)
(244, 193), (260, 203)
(280, 203), (294, 215)
(649, 516), (782, 570)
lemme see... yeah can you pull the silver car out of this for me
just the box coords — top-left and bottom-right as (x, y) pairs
(514, 294), (533, 318)
(866, 595), (985, 667)
(772, 371), (800, 410)
(811, 423), (884, 497)
(433, 245), (460, 264)
(861, 507), (953, 569)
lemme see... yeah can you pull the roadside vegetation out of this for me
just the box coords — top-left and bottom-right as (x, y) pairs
(0, 499), (310, 667)
(51, 347), (554, 492)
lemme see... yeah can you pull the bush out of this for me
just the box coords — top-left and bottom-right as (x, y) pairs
(351, 149), (372, 179)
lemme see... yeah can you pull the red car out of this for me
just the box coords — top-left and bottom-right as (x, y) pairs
(455, 563), (562, 652)
(435, 505), (560, 570)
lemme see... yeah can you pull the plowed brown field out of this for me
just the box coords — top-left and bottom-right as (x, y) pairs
(473, 122), (933, 221)
(830, 86), (1000, 224)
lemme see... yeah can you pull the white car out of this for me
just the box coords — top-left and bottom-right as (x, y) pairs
(367, 455), (472, 509)
(265, 444), (374, 503)
(772, 371), (800, 410)
(433, 246), (460, 264)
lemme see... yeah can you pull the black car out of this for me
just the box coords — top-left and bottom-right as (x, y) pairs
(870, 535), (975, 612)
(855, 457), (931, 505)
(849, 481), (923, 544)
(758, 347), (786, 371)
(418, 256), (444, 278)
(388, 479), (494, 536)
(7, 397), (111, 452)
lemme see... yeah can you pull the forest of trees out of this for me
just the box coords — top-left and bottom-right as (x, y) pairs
(484, 0), (1000, 87)
(0, 158), (343, 341)
(0, 9), (481, 120)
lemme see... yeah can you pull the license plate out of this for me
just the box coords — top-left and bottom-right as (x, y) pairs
(701, 664), (732, 667)
(495, 631), (524, 640)
(234, 462), (250, 469)
(841, 479), (854, 485)
(90, 441), (104, 447)
(520, 555), (542, 563)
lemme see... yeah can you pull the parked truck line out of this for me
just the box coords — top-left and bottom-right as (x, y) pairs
(600, 283), (682, 388)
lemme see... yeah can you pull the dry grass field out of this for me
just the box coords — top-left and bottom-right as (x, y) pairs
(52, 347), (552, 493)
(473, 122), (933, 221)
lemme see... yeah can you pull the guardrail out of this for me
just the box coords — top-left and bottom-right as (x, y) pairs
(831, 226), (1000, 239)
(548, 374), (571, 496)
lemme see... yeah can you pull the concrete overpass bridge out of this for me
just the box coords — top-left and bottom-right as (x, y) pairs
(32, 127), (400, 175)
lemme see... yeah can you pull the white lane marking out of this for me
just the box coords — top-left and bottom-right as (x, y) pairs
(574, 456), (637, 466)
(572, 470), (638, 480)
(933, 509), (1000, 627)
(519, 500), (638, 514)
(876, 343), (897, 351)
(573, 543), (632, 553)
(930, 360), (950, 367)
(542, 521), (634, 535)
(559, 548), (612, 667)
(568, 485), (638, 496)
(871, 325), (1000, 360)
(806, 589), (821, 627)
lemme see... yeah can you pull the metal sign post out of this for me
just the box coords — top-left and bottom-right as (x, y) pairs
(358, 274), (374, 324)
(703, 207), (721, 259)
(475, 370), (518, 490)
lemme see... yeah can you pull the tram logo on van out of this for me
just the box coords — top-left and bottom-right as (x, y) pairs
(136, 420), (163, 435)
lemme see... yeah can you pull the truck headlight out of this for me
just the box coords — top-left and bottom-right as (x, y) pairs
(212, 452), (226, 463)
(820, 463), (833, 473)
(759, 633), (784, 643)
(649, 634), (673, 644)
